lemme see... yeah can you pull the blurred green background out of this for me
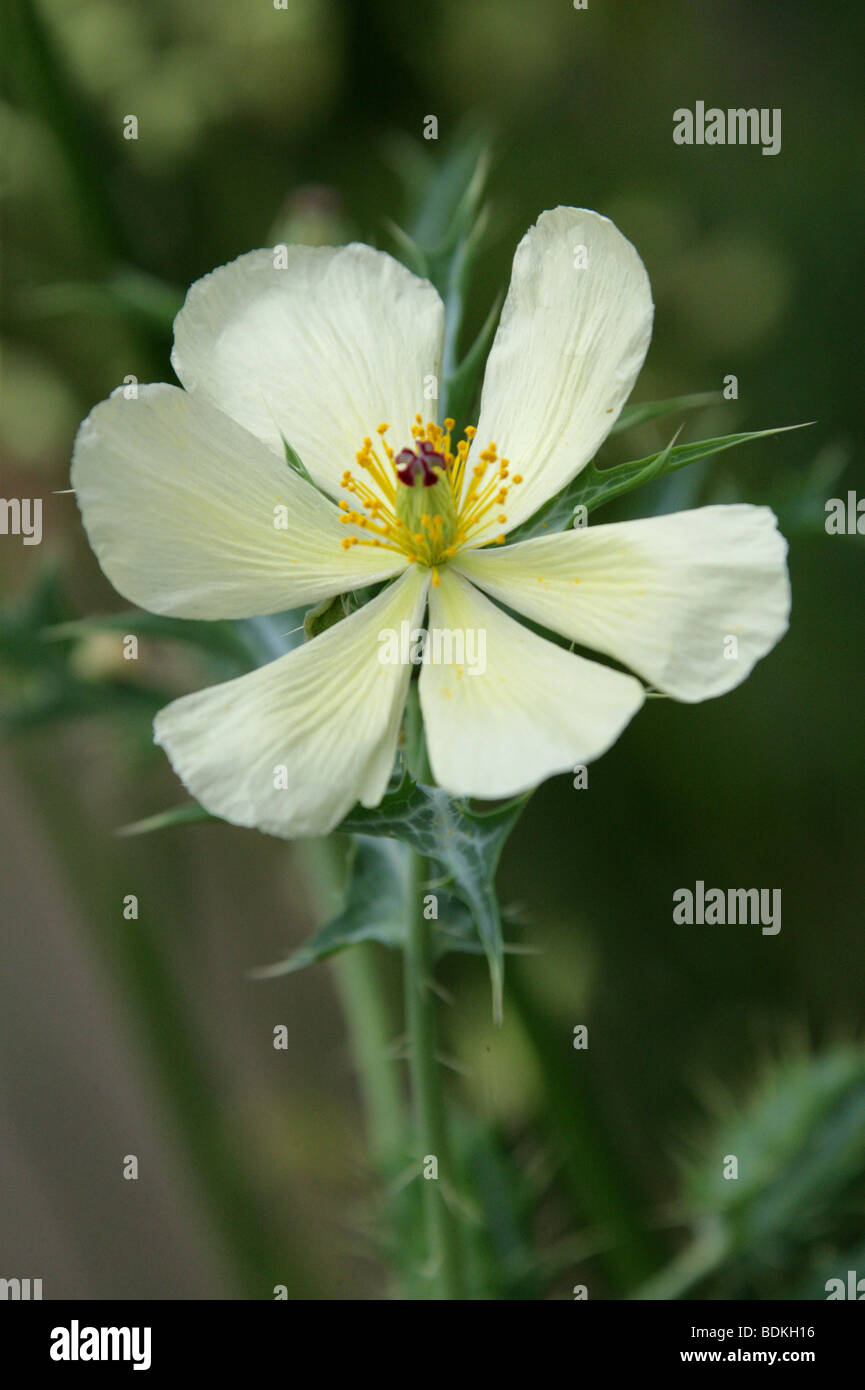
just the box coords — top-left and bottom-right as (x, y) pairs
(1, 0), (863, 1299)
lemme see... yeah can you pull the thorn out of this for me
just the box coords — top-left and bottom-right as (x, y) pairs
(435, 1050), (468, 1076)
(426, 975), (454, 1007)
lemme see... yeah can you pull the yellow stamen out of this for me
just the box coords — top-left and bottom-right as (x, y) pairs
(338, 418), (519, 568)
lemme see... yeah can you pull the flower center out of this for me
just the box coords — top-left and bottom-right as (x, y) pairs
(338, 416), (522, 584)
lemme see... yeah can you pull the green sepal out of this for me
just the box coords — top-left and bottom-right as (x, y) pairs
(303, 593), (353, 641)
(281, 434), (338, 509)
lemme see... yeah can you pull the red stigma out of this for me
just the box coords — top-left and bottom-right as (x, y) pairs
(395, 441), (446, 487)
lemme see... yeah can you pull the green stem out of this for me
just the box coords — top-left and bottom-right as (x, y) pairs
(403, 848), (462, 1299)
(331, 947), (404, 1167)
(507, 962), (661, 1291)
(299, 837), (404, 1170)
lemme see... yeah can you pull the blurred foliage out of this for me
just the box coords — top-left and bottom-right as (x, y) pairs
(640, 1046), (865, 1299)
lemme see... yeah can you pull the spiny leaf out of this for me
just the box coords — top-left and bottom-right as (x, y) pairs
(687, 1048), (865, 1249)
(250, 838), (408, 974)
(387, 130), (492, 421)
(442, 289), (503, 429)
(402, 126), (490, 254)
(381, 219), (429, 279)
(115, 776), (526, 1013)
(510, 423), (810, 541)
(248, 837), (487, 978)
(638, 1046), (865, 1299)
(339, 773), (529, 1020)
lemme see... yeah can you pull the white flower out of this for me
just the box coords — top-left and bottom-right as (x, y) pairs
(72, 208), (790, 838)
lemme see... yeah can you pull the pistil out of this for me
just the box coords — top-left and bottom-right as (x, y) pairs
(338, 416), (521, 568)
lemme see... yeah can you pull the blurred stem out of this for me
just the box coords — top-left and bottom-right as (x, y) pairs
(633, 1224), (728, 1301)
(404, 847), (462, 1299)
(3, 0), (130, 262)
(332, 947), (403, 1164)
(300, 838), (404, 1169)
(507, 962), (661, 1292)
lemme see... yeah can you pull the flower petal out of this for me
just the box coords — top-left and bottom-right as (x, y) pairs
(171, 243), (445, 499)
(71, 383), (407, 619)
(419, 570), (644, 799)
(154, 567), (429, 838)
(456, 505), (790, 701)
(470, 208), (653, 539)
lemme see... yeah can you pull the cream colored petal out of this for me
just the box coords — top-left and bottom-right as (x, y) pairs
(71, 383), (407, 619)
(419, 570), (644, 799)
(456, 505), (790, 701)
(154, 566), (429, 838)
(468, 208), (653, 540)
(171, 243), (444, 500)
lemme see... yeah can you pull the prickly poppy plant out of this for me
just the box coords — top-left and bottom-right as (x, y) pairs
(64, 149), (806, 1303)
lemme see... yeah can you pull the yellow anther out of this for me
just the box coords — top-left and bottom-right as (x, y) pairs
(340, 423), (518, 569)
